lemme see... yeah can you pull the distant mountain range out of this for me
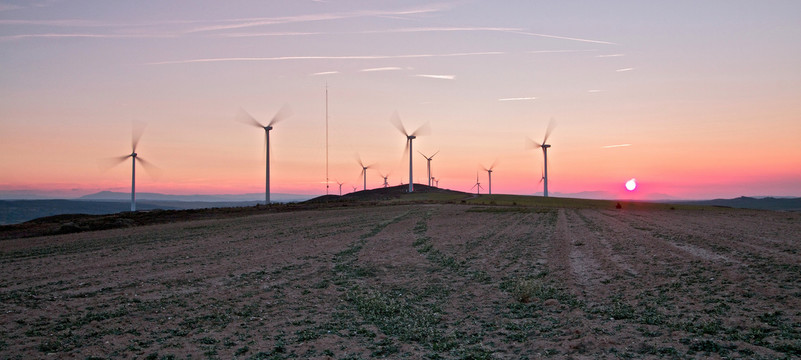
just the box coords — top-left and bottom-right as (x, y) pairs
(0, 191), (317, 225)
(78, 191), (315, 203)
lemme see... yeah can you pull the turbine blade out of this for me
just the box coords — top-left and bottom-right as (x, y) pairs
(390, 111), (409, 136)
(526, 137), (542, 149)
(355, 154), (365, 168)
(489, 158), (498, 170)
(236, 108), (265, 128)
(543, 118), (555, 144)
(263, 132), (268, 161)
(267, 103), (293, 127)
(98, 155), (131, 171)
(410, 122), (431, 137)
(136, 157), (163, 179)
(431, 150), (440, 158)
(131, 120), (146, 152)
(402, 138), (411, 163)
(418, 150), (428, 159)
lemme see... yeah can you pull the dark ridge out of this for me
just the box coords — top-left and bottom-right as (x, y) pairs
(305, 184), (469, 203)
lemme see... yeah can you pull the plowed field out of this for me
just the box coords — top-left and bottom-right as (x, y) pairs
(1, 203), (800, 359)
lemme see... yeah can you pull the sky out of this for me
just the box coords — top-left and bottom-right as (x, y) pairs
(1, 0), (800, 200)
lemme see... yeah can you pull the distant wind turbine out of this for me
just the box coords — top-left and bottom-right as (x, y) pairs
(481, 160), (498, 195)
(103, 122), (159, 212)
(336, 180), (344, 196)
(238, 104), (293, 204)
(471, 172), (484, 195)
(391, 111), (430, 192)
(379, 172), (390, 188)
(419, 150), (439, 186)
(527, 120), (555, 197)
(357, 156), (373, 191)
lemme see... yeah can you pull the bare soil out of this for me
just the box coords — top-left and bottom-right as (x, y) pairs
(1, 203), (800, 359)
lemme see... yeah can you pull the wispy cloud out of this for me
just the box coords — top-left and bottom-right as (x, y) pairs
(602, 144), (631, 148)
(588, 89), (603, 93)
(526, 49), (597, 54)
(616, 67), (634, 72)
(187, 4), (450, 33)
(147, 52), (505, 65)
(1, 33), (173, 41)
(310, 71), (339, 76)
(415, 74), (455, 80)
(597, 53), (625, 58)
(360, 67), (403, 72)
(498, 97), (537, 101)
(216, 31), (323, 38)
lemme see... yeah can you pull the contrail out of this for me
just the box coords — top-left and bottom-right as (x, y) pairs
(498, 97), (537, 101)
(360, 67), (403, 72)
(512, 31), (615, 45)
(415, 74), (454, 80)
(602, 144), (631, 148)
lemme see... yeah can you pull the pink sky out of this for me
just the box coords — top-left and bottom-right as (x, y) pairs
(1, 1), (800, 200)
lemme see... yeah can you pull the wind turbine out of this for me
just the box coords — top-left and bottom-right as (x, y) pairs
(336, 180), (344, 196)
(379, 172), (390, 188)
(104, 122), (159, 212)
(471, 172), (484, 195)
(481, 160), (498, 195)
(391, 111), (430, 192)
(528, 120), (555, 197)
(419, 150), (439, 187)
(238, 104), (293, 204)
(357, 156), (373, 191)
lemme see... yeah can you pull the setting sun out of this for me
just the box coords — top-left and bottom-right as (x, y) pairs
(625, 178), (637, 191)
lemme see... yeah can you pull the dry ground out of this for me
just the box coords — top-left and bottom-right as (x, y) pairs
(1, 203), (800, 359)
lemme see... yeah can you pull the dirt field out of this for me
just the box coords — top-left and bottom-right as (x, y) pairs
(1, 203), (800, 359)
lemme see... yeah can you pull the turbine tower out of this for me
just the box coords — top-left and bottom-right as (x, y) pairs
(528, 120), (555, 197)
(391, 111), (429, 192)
(105, 122), (158, 212)
(238, 104), (293, 204)
(471, 172), (484, 195)
(482, 160), (497, 195)
(419, 150), (439, 187)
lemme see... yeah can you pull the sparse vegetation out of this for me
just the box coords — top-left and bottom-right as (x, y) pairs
(1, 196), (799, 358)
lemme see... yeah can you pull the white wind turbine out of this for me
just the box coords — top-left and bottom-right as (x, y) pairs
(527, 120), (555, 197)
(481, 160), (498, 195)
(104, 122), (160, 212)
(471, 172), (484, 195)
(419, 150), (439, 187)
(357, 156), (373, 191)
(238, 104), (293, 204)
(336, 180), (344, 196)
(391, 111), (430, 192)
